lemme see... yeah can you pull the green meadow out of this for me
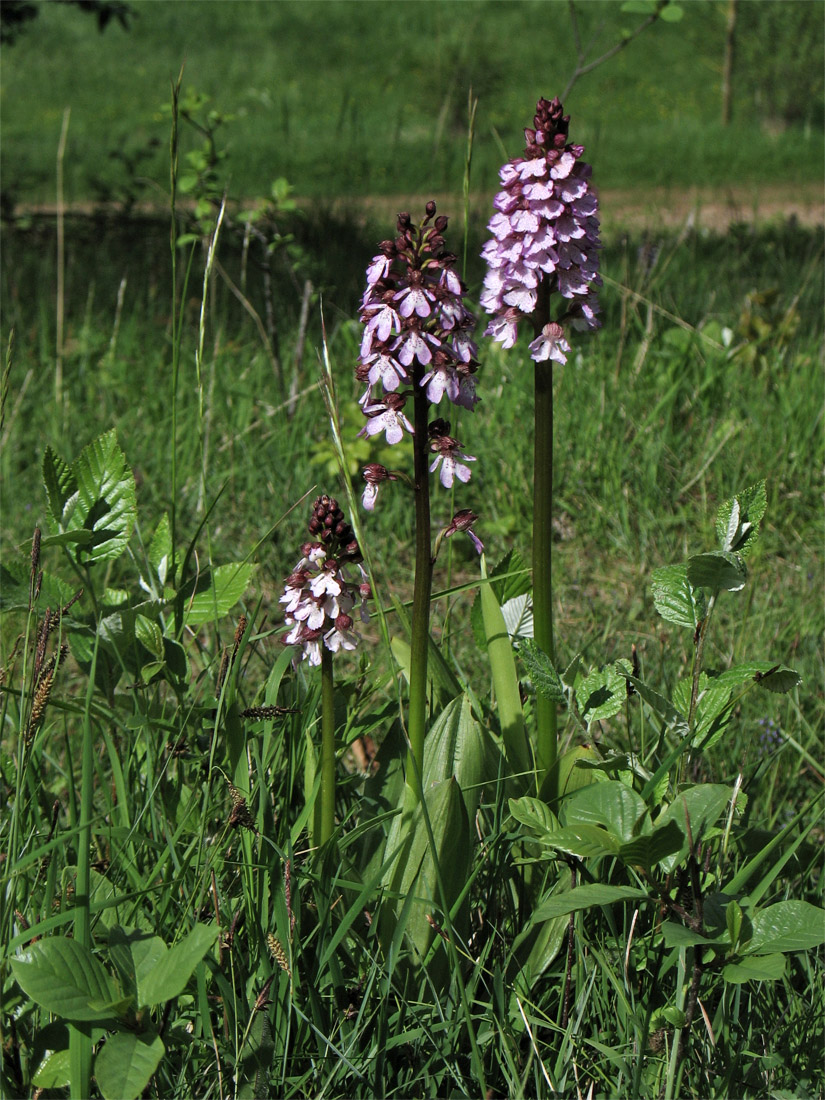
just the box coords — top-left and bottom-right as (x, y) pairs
(1, 2), (823, 1097)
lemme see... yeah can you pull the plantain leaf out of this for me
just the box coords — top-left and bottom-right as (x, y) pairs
(10, 938), (121, 1022)
(94, 1029), (165, 1100)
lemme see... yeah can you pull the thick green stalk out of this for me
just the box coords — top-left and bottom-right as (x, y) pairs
(319, 645), (336, 846)
(533, 356), (558, 792)
(404, 370), (434, 809)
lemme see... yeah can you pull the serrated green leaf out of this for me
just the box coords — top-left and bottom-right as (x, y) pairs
(182, 563), (254, 628)
(138, 924), (217, 1007)
(575, 665), (626, 727)
(502, 593), (533, 639)
(42, 445), (77, 526)
(757, 666), (802, 694)
(723, 953), (786, 984)
(715, 480), (766, 557)
(94, 1029), (165, 1100)
(627, 675), (689, 736)
(534, 884), (648, 921)
(650, 564), (706, 629)
(518, 639), (565, 702)
(148, 513), (172, 583)
(10, 938), (120, 1022)
(687, 551), (747, 592)
(63, 430), (137, 564)
(747, 901), (825, 954)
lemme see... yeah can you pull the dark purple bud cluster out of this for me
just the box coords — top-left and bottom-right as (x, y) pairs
(281, 496), (370, 666)
(357, 202), (480, 449)
(481, 97), (601, 363)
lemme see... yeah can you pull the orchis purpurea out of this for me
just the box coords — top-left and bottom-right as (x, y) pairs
(280, 495), (370, 668)
(356, 202), (480, 811)
(481, 96), (601, 362)
(357, 202), (480, 459)
(481, 98), (602, 794)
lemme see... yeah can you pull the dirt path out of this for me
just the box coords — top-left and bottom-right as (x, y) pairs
(13, 182), (823, 235)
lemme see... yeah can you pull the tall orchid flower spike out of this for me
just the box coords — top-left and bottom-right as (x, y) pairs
(481, 96), (601, 359)
(481, 98), (601, 794)
(357, 203), (481, 813)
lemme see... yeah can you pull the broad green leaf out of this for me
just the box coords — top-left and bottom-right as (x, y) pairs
(71, 429), (138, 564)
(655, 785), (733, 873)
(480, 556), (530, 777)
(32, 1048), (72, 1088)
(10, 938), (120, 1022)
(518, 639), (565, 702)
(394, 777), (471, 966)
(575, 665), (626, 727)
(723, 954), (786, 984)
(650, 564), (706, 629)
(182, 563), (254, 628)
(42, 445), (77, 526)
(544, 744), (608, 802)
(509, 796), (557, 835)
(135, 614), (164, 660)
(747, 901), (825, 954)
(715, 480), (766, 557)
(661, 922), (724, 948)
(687, 551), (747, 593)
(563, 780), (648, 843)
(534, 884), (648, 921)
(619, 822), (684, 869)
(540, 824), (620, 860)
(108, 928), (166, 1002)
(423, 695), (501, 821)
(94, 1029), (165, 1100)
(138, 924), (218, 1007)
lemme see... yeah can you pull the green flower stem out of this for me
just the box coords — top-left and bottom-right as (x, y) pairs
(320, 644), (336, 846)
(405, 370), (434, 810)
(533, 356), (558, 791)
